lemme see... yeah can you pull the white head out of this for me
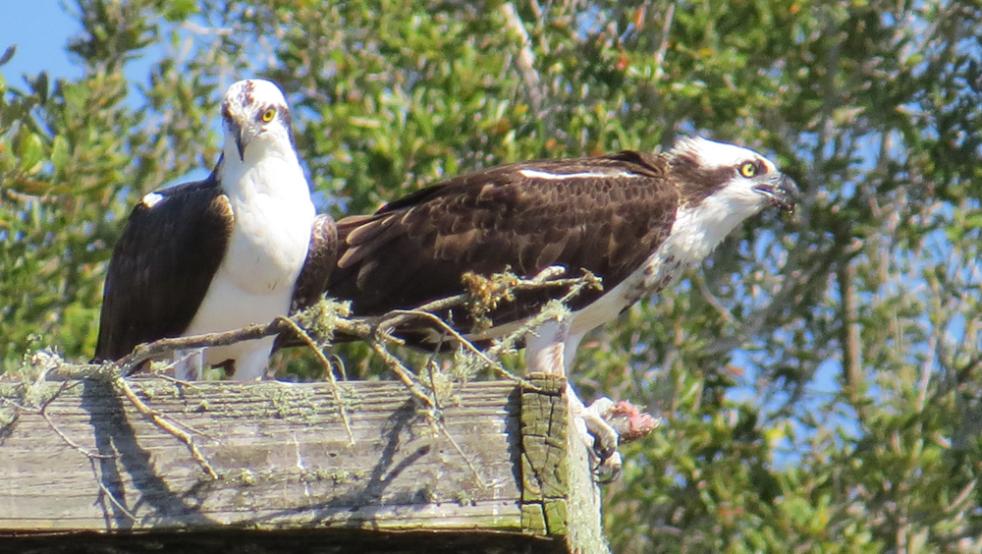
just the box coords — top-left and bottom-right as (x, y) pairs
(669, 136), (798, 215)
(220, 79), (296, 163)
(658, 137), (799, 262)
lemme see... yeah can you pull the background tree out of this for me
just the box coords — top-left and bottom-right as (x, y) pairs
(1, 1), (979, 551)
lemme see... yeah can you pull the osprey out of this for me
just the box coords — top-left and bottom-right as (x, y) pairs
(328, 137), (797, 462)
(94, 79), (336, 381)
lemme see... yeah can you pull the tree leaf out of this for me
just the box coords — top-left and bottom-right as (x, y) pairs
(0, 45), (15, 66)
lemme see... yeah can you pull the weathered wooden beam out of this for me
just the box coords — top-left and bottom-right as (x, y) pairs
(0, 375), (609, 553)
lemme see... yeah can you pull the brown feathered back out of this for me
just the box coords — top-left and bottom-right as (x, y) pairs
(327, 151), (680, 344)
(94, 174), (232, 362)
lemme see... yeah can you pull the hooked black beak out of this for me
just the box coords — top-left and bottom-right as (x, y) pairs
(234, 126), (245, 162)
(753, 173), (799, 213)
(221, 102), (246, 162)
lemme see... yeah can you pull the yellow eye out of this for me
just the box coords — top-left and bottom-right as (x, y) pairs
(260, 108), (276, 123)
(739, 161), (758, 178)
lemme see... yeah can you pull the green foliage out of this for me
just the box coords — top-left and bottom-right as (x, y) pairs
(1, 0), (979, 550)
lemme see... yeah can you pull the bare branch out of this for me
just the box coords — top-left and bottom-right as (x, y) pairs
(2, 381), (115, 461)
(838, 261), (865, 409)
(369, 340), (434, 410)
(383, 309), (524, 382)
(652, 4), (675, 82)
(500, 2), (544, 115)
(27, 268), (602, 486)
(113, 375), (218, 480)
(113, 321), (289, 376)
(42, 398), (115, 460)
(694, 272), (735, 325)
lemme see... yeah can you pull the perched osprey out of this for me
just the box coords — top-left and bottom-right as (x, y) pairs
(94, 79), (336, 380)
(328, 137), (797, 463)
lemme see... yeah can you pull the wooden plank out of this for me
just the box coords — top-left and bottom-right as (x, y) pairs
(520, 375), (608, 554)
(0, 376), (607, 552)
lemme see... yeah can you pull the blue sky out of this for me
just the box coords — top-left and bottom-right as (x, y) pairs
(1, 3), (81, 84)
(1, 3), (221, 188)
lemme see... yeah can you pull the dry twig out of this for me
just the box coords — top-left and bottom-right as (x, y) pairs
(112, 375), (218, 480)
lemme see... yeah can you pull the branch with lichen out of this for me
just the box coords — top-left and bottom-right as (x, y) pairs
(35, 265), (596, 385)
(6, 266), (601, 487)
(364, 266), (600, 401)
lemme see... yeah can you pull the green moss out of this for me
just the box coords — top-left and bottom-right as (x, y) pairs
(238, 469), (256, 486)
(0, 406), (16, 429)
(0, 383), (23, 398)
(522, 503), (547, 535)
(254, 383), (322, 420)
(454, 489), (474, 506)
(543, 499), (568, 536)
(294, 297), (352, 344)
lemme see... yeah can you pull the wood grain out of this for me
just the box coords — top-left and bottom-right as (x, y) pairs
(0, 376), (609, 553)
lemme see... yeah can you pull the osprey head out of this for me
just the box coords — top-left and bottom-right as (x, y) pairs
(221, 79), (294, 162)
(669, 136), (799, 215)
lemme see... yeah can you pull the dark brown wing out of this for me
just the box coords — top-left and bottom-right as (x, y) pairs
(93, 171), (232, 361)
(290, 213), (339, 312)
(327, 151), (678, 335)
(274, 213), (339, 352)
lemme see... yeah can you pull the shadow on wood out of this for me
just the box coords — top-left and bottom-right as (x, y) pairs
(0, 374), (608, 553)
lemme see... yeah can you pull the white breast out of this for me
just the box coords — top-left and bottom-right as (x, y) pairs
(221, 158), (314, 294)
(569, 197), (751, 336)
(183, 154), (314, 380)
(567, 247), (684, 338)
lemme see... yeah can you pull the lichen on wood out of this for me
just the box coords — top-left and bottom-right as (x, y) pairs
(0, 267), (612, 552)
(0, 377), (607, 553)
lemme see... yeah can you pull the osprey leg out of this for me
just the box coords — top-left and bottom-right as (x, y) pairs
(229, 337), (276, 381)
(526, 318), (625, 478)
(174, 348), (205, 381)
(525, 318), (570, 375)
(567, 388), (623, 481)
